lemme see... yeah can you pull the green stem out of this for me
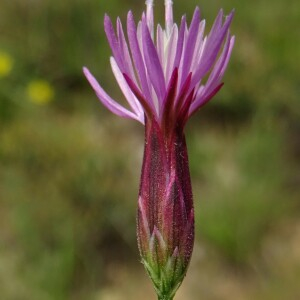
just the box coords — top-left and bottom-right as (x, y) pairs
(158, 296), (173, 300)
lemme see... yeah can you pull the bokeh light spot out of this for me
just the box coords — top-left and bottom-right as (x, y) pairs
(27, 80), (55, 105)
(0, 50), (13, 78)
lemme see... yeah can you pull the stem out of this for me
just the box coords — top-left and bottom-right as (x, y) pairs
(158, 297), (173, 300)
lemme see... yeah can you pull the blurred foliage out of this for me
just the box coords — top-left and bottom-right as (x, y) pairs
(0, 0), (299, 299)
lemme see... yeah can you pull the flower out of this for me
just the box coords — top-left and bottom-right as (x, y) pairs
(83, 1), (234, 299)
(27, 80), (55, 105)
(0, 50), (14, 78)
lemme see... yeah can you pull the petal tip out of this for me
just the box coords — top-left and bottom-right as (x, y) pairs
(194, 6), (200, 15)
(127, 10), (133, 17)
(82, 66), (88, 74)
(104, 14), (112, 27)
(226, 10), (235, 23)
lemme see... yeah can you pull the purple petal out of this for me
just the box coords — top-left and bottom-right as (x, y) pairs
(116, 18), (137, 83)
(165, 25), (178, 83)
(206, 34), (233, 87)
(123, 73), (153, 117)
(180, 7), (201, 83)
(127, 11), (153, 108)
(189, 83), (224, 117)
(173, 15), (186, 70)
(110, 57), (144, 117)
(83, 67), (142, 122)
(191, 34), (234, 113)
(190, 10), (234, 88)
(219, 35), (235, 79)
(142, 15), (166, 104)
(209, 9), (224, 36)
(156, 24), (165, 68)
(203, 10), (234, 69)
(189, 20), (206, 73)
(104, 15), (124, 71)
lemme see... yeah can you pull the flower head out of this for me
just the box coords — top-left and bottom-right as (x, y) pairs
(84, 1), (234, 299)
(83, 0), (234, 131)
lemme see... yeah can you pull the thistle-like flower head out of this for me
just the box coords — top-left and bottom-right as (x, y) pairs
(83, 0), (234, 131)
(83, 1), (234, 299)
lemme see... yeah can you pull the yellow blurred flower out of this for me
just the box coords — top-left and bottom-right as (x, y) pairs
(0, 50), (14, 78)
(27, 80), (55, 105)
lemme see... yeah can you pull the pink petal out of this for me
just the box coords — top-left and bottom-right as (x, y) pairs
(110, 57), (144, 118)
(126, 11), (153, 108)
(83, 67), (142, 122)
(142, 15), (166, 105)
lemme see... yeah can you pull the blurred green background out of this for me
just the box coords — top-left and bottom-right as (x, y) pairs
(0, 0), (299, 299)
